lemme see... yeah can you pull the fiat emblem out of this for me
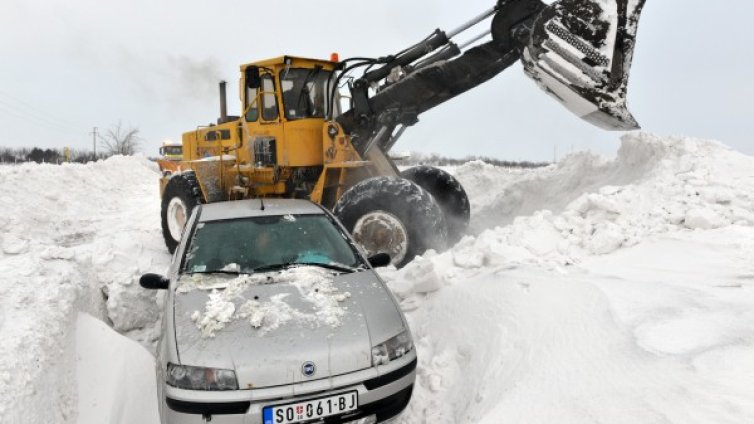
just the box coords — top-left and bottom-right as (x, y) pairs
(302, 361), (316, 377)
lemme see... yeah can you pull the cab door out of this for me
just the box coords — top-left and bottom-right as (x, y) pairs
(243, 72), (286, 167)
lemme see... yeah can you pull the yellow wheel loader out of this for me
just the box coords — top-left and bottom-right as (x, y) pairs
(159, 0), (648, 266)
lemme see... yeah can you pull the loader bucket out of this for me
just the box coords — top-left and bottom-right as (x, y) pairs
(522, 0), (647, 130)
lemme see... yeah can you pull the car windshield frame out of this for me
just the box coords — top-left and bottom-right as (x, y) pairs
(180, 213), (366, 276)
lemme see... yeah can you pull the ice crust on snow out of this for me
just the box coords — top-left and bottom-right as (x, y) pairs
(182, 267), (351, 337)
(3, 133), (754, 424)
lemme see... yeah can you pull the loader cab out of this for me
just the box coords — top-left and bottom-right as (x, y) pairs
(242, 56), (338, 122)
(239, 56), (339, 170)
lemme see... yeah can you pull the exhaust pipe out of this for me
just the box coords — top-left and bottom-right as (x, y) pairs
(218, 80), (228, 124)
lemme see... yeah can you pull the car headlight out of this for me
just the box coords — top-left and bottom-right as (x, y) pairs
(371, 330), (414, 366)
(167, 363), (238, 391)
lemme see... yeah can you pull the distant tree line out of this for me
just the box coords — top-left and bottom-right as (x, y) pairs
(0, 122), (142, 164)
(0, 147), (111, 164)
(395, 152), (550, 168)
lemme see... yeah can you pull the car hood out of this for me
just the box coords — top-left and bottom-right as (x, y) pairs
(172, 267), (405, 389)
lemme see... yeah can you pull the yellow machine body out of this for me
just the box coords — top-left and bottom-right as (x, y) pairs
(160, 55), (391, 209)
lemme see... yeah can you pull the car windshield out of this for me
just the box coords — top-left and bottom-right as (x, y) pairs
(162, 146), (182, 155)
(183, 214), (363, 274)
(280, 68), (332, 120)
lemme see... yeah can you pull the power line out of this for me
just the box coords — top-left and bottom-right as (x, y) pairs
(0, 130), (83, 147)
(0, 89), (82, 131)
(0, 99), (82, 133)
(0, 101), (84, 137)
(0, 99), (80, 132)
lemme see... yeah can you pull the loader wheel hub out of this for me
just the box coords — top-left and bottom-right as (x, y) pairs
(352, 211), (408, 265)
(167, 197), (188, 242)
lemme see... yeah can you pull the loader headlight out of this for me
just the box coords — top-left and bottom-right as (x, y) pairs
(371, 330), (413, 366)
(167, 363), (238, 391)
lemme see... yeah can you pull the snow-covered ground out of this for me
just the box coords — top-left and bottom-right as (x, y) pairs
(1, 133), (753, 423)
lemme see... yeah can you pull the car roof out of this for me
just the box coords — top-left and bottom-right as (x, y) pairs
(197, 199), (325, 222)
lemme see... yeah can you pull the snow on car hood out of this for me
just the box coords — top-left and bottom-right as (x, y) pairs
(178, 267), (352, 337)
(173, 267), (405, 389)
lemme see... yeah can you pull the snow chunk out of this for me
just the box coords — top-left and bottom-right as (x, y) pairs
(192, 290), (237, 337)
(237, 294), (295, 331)
(1, 235), (28, 255)
(684, 208), (727, 230)
(586, 222), (625, 255)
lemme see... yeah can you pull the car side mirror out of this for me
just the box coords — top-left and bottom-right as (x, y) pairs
(245, 66), (261, 89)
(140, 273), (170, 290)
(368, 253), (391, 268)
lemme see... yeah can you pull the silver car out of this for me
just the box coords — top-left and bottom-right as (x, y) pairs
(140, 199), (416, 424)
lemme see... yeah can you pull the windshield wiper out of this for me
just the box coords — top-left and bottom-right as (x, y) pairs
(251, 263), (295, 273)
(251, 262), (358, 274)
(188, 270), (243, 275)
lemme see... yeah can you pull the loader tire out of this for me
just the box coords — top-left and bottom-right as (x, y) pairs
(334, 176), (447, 267)
(161, 172), (203, 254)
(401, 166), (470, 244)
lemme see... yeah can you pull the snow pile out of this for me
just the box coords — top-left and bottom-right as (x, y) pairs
(382, 133), (754, 423)
(0, 156), (170, 423)
(182, 267), (352, 337)
(449, 160), (527, 222)
(454, 132), (754, 256)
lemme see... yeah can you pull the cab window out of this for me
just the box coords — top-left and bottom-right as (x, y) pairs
(261, 74), (278, 121)
(245, 85), (258, 122)
(280, 68), (331, 120)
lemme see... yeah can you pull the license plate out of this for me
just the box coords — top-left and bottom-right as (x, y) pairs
(263, 391), (358, 424)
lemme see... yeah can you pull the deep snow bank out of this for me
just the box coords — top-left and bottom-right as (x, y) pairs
(455, 133), (754, 236)
(382, 133), (754, 423)
(0, 156), (170, 423)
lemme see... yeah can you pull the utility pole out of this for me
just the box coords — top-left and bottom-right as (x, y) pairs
(90, 127), (98, 159)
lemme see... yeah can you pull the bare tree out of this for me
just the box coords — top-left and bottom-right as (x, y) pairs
(99, 121), (142, 155)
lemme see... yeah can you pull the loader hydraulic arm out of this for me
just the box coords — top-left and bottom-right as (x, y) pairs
(335, 0), (647, 156)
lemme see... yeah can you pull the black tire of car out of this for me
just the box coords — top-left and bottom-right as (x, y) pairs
(333, 176), (448, 267)
(161, 172), (203, 254)
(401, 166), (470, 244)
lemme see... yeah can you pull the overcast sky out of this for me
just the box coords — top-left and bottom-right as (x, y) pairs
(1, 0), (752, 161)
